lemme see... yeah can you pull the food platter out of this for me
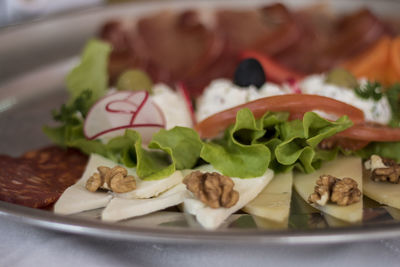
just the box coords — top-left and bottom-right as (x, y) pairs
(1, 0), (400, 245)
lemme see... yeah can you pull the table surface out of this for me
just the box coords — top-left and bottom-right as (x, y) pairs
(1, 216), (399, 267)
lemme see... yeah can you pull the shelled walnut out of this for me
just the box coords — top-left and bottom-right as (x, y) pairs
(183, 171), (239, 209)
(86, 165), (136, 193)
(308, 175), (361, 206)
(364, 155), (400, 184)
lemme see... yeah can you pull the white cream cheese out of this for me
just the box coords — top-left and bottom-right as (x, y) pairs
(196, 79), (287, 121)
(196, 76), (392, 125)
(151, 84), (193, 129)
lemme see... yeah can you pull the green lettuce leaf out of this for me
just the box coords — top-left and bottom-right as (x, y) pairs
(201, 109), (352, 178)
(385, 83), (400, 127)
(275, 112), (352, 173)
(149, 127), (203, 170)
(201, 109), (271, 178)
(66, 39), (111, 109)
(355, 142), (400, 163)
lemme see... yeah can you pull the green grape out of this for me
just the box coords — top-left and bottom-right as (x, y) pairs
(117, 69), (153, 93)
(325, 68), (359, 89)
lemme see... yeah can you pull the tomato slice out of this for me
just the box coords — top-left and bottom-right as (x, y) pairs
(195, 94), (365, 139)
(337, 123), (400, 142)
(239, 50), (305, 84)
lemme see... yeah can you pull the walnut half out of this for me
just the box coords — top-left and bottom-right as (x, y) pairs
(365, 155), (400, 184)
(183, 171), (239, 209)
(308, 175), (361, 206)
(85, 165), (136, 193)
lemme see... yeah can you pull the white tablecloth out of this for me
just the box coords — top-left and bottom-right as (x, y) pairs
(1, 217), (400, 267)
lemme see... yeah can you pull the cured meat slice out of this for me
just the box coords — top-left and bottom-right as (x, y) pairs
(216, 4), (300, 55)
(21, 146), (88, 192)
(135, 10), (220, 82)
(0, 146), (87, 208)
(0, 156), (61, 208)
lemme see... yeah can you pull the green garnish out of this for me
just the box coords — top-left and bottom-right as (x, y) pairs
(66, 39), (111, 108)
(385, 83), (400, 127)
(354, 81), (383, 101)
(43, 39), (111, 149)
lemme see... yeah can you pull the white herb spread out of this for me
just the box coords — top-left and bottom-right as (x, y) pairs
(300, 75), (392, 124)
(196, 79), (288, 121)
(196, 76), (393, 124)
(151, 84), (193, 129)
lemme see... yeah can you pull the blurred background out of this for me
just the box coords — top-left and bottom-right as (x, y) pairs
(0, 0), (137, 27)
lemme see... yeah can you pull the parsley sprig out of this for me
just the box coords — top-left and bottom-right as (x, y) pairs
(354, 81), (383, 101)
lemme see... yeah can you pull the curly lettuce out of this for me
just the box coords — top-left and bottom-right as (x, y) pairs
(201, 108), (352, 178)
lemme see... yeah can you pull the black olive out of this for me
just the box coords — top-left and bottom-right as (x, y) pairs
(233, 58), (266, 89)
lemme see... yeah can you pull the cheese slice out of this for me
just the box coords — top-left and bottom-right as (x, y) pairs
(293, 156), (363, 223)
(324, 214), (358, 227)
(54, 153), (123, 214)
(384, 206), (400, 220)
(183, 165), (274, 229)
(117, 171), (183, 199)
(102, 184), (187, 222)
(243, 172), (292, 222)
(363, 172), (400, 209)
(252, 216), (289, 229)
(55, 153), (183, 215)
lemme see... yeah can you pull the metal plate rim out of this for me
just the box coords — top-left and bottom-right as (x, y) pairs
(1, 0), (400, 245)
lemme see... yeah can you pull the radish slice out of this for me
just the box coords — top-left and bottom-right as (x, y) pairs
(176, 82), (196, 125)
(84, 91), (166, 144)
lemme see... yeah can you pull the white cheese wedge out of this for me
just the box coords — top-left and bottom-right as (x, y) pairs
(54, 153), (124, 215)
(55, 153), (183, 215)
(183, 165), (274, 229)
(293, 157), (363, 223)
(117, 171), (183, 199)
(54, 185), (112, 215)
(102, 184), (187, 222)
(363, 172), (400, 210)
(243, 172), (293, 222)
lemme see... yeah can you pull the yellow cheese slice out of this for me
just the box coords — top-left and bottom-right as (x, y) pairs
(384, 206), (400, 220)
(363, 172), (400, 209)
(252, 216), (289, 229)
(324, 214), (360, 227)
(293, 156), (363, 223)
(243, 172), (292, 223)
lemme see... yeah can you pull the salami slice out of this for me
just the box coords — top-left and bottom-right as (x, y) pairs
(0, 146), (88, 208)
(21, 146), (88, 192)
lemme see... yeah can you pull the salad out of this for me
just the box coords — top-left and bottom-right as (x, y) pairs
(1, 4), (400, 230)
(42, 31), (400, 229)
